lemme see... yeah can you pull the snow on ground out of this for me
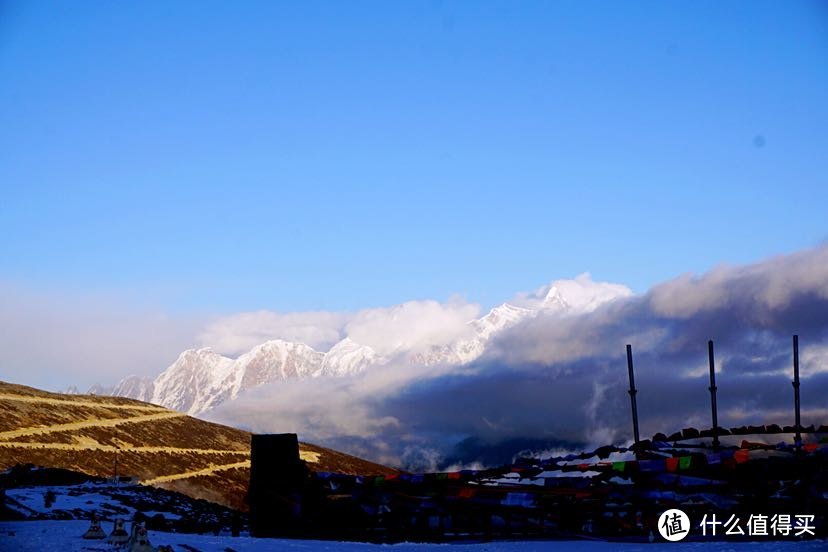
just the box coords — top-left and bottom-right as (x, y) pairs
(5, 483), (162, 521)
(2, 480), (228, 530)
(0, 521), (826, 552)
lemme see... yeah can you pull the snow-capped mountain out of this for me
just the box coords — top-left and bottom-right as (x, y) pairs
(87, 383), (114, 396)
(532, 275), (633, 313)
(199, 340), (325, 414)
(412, 303), (535, 366)
(111, 339), (380, 415)
(317, 337), (382, 377)
(148, 348), (233, 414)
(471, 303), (535, 341)
(106, 278), (631, 416)
(227, 340), (322, 395)
(112, 375), (154, 403)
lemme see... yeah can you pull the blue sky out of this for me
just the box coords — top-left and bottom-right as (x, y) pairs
(1, 0), (827, 315)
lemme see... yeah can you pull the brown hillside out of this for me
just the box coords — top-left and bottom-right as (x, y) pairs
(0, 381), (396, 510)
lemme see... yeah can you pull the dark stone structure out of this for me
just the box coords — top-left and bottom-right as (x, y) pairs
(248, 433), (309, 538)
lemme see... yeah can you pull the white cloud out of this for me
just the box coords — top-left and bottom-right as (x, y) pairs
(513, 272), (633, 313)
(344, 297), (480, 356)
(6, 245), (828, 470)
(197, 310), (348, 355)
(197, 297), (481, 358)
(213, 245), (828, 469)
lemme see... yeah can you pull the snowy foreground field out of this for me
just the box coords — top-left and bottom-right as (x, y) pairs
(1, 521), (826, 552)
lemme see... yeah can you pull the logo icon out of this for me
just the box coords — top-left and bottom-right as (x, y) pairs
(658, 508), (690, 541)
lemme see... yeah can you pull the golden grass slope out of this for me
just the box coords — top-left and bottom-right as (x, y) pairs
(0, 381), (395, 510)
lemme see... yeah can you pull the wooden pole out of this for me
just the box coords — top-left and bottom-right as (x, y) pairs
(708, 340), (720, 449)
(626, 344), (641, 453)
(793, 335), (802, 451)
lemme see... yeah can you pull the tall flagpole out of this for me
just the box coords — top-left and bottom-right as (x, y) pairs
(708, 340), (720, 449)
(626, 344), (641, 454)
(792, 335), (802, 451)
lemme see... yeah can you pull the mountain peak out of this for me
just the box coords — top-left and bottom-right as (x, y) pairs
(108, 276), (635, 416)
(248, 339), (318, 354)
(542, 286), (570, 310)
(318, 337), (379, 377)
(177, 347), (219, 360)
(531, 275), (633, 315)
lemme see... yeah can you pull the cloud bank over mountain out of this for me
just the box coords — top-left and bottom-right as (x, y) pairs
(196, 297), (482, 358)
(197, 310), (350, 355)
(208, 246), (828, 469)
(4, 246), (827, 471)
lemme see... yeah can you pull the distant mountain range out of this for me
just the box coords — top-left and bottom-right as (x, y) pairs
(79, 282), (631, 416)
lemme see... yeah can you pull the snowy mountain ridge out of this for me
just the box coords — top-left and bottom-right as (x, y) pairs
(102, 339), (382, 415)
(105, 279), (631, 415)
